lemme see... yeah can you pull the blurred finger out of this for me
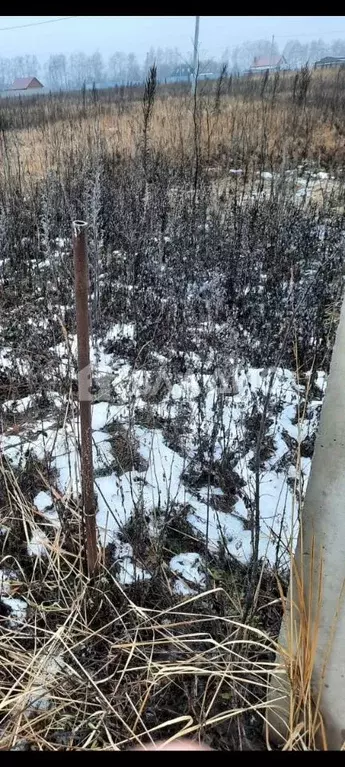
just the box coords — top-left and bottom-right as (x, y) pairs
(132, 738), (212, 751)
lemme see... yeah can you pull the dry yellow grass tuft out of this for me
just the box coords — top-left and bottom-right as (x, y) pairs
(1, 79), (345, 189)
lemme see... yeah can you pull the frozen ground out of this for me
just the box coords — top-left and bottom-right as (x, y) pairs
(0, 166), (337, 615)
(0, 321), (326, 604)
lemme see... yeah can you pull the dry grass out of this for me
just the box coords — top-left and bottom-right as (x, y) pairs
(265, 332), (341, 752)
(2, 84), (345, 188)
(0, 67), (343, 751)
(0, 457), (279, 752)
(266, 541), (327, 751)
(0, 296), (341, 752)
(0, 395), (332, 752)
(0, 501), (332, 751)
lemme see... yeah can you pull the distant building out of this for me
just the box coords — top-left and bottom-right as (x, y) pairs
(0, 76), (47, 99)
(249, 55), (288, 74)
(167, 64), (193, 84)
(10, 77), (44, 91)
(167, 64), (217, 84)
(314, 56), (345, 69)
(198, 72), (218, 81)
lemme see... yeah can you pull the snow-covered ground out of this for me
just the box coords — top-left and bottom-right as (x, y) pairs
(0, 166), (338, 614)
(0, 322), (326, 603)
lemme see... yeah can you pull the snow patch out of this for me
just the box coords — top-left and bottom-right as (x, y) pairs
(34, 491), (54, 512)
(27, 529), (50, 558)
(170, 553), (206, 590)
(1, 596), (27, 625)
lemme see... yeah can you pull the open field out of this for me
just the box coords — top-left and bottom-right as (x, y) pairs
(2, 68), (345, 182)
(0, 67), (344, 750)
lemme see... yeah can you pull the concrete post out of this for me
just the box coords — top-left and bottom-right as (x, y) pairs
(267, 295), (345, 749)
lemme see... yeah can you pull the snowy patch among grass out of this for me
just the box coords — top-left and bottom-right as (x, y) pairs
(170, 552), (206, 594)
(1, 346), (320, 584)
(0, 569), (27, 626)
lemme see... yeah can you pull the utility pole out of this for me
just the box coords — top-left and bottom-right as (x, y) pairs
(191, 15), (200, 97)
(270, 34), (275, 67)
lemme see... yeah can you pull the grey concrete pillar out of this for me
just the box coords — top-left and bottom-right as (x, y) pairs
(267, 294), (345, 750)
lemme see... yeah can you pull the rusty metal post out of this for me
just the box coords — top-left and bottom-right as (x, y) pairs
(72, 220), (98, 577)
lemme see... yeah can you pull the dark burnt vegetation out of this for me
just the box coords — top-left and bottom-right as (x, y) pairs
(0, 67), (344, 751)
(0, 145), (343, 381)
(0, 67), (342, 617)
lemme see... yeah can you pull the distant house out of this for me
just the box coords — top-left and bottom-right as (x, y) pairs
(198, 72), (218, 81)
(167, 64), (218, 84)
(10, 76), (44, 91)
(0, 76), (46, 99)
(167, 64), (193, 84)
(314, 56), (345, 70)
(250, 55), (288, 74)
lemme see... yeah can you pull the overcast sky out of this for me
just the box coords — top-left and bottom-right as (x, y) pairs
(1, 16), (345, 62)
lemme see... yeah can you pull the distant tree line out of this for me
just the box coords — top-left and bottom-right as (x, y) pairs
(0, 38), (344, 91)
(231, 37), (345, 72)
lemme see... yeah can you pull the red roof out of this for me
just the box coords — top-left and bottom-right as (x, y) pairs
(251, 55), (284, 69)
(10, 77), (43, 90)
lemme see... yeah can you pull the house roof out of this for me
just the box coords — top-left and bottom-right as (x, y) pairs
(251, 55), (284, 69)
(316, 56), (345, 64)
(10, 77), (43, 90)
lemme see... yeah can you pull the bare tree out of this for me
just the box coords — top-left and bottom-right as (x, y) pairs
(283, 40), (309, 69)
(68, 52), (90, 89)
(45, 54), (68, 90)
(231, 38), (280, 72)
(308, 38), (330, 64)
(88, 51), (104, 84)
(108, 51), (127, 84)
(330, 38), (345, 57)
(127, 53), (141, 83)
